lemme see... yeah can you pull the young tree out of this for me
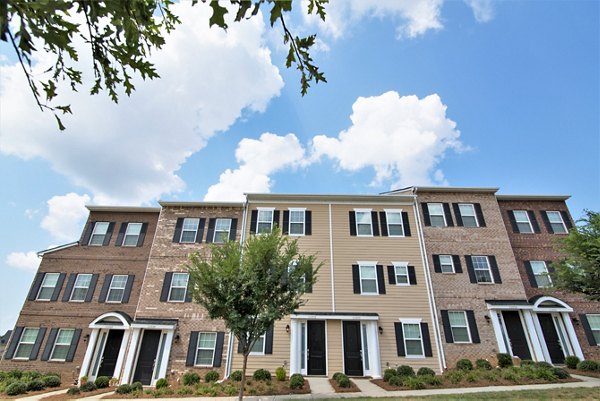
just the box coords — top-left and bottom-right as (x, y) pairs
(187, 227), (320, 400)
(551, 210), (600, 300)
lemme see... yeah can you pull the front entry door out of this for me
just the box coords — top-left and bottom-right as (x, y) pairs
(502, 311), (532, 360)
(307, 321), (326, 375)
(343, 321), (363, 376)
(538, 314), (565, 363)
(97, 330), (124, 378)
(133, 330), (162, 385)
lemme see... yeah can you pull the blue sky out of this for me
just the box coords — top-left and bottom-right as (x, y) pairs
(0, 1), (598, 334)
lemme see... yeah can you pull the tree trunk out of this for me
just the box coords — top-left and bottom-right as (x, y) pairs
(238, 352), (248, 401)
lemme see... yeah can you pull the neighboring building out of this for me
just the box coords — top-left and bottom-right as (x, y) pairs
(0, 331), (11, 359)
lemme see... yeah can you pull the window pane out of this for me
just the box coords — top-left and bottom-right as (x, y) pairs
(387, 212), (401, 224)
(360, 266), (376, 278)
(430, 215), (445, 227)
(405, 339), (422, 356)
(251, 336), (265, 353)
(290, 223), (304, 235)
(198, 333), (217, 348)
(451, 327), (470, 342)
(403, 324), (420, 339)
(361, 279), (377, 293)
(459, 204), (475, 217)
(428, 203), (443, 216)
(530, 261), (547, 275)
(21, 328), (39, 342)
(257, 223), (272, 234)
(215, 218), (231, 231)
(56, 329), (74, 344)
(290, 211), (304, 223)
(90, 222), (109, 245)
(71, 288), (87, 301)
(258, 210), (273, 222)
(42, 273), (59, 287)
(196, 349), (214, 365)
(587, 315), (600, 330)
(440, 255), (453, 273)
(37, 287), (54, 300)
(513, 211), (528, 222)
(395, 265), (408, 284)
(181, 231), (196, 242)
(111, 275), (128, 289)
(356, 212), (371, 224)
(169, 288), (185, 301)
(448, 312), (467, 326)
(357, 224), (372, 235)
(15, 343), (34, 359)
(107, 288), (124, 302)
(172, 273), (189, 287)
(183, 218), (199, 230)
(51, 345), (69, 360)
(214, 231), (229, 243)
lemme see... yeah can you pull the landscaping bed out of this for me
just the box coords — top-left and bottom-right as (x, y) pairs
(0, 370), (65, 398)
(564, 357), (600, 378)
(42, 387), (114, 401)
(329, 372), (360, 393)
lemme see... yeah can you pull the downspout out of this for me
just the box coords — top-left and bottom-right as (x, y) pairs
(329, 203), (335, 312)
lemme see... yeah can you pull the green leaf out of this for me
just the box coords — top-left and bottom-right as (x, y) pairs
(209, 1), (229, 29)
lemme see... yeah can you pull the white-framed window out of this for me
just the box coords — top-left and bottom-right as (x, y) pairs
(195, 332), (217, 366)
(107, 275), (128, 303)
(385, 210), (404, 236)
(50, 329), (75, 361)
(89, 222), (110, 245)
(402, 322), (424, 357)
(448, 311), (471, 343)
(288, 209), (305, 236)
(546, 211), (567, 234)
(213, 218), (232, 244)
(427, 203), (446, 227)
(359, 263), (378, 294)
(180, 218), (200, 243)
(513, 211), (533, 233)
(14, 328), (39, 359)
(439, 255), (455, 273)
(168, 273), (189, 302)
(472, 256), (493, 283)
(394, 262), (409, 285)
(530, 261), (552, 288)
(288, 260), (306, 285)
(257, 209), (274, 234)
(459, 204), (479, 227)
(250, 333), (266, 355)
(37, 273), (60, 301)
(355, 210), (373, 236)
(123, 223), (143, 246)
(586, 314), (600, 344)
(70, 274), (92, 302)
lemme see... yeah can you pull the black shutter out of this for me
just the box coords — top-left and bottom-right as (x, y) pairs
(250, 210), (258, 234)
(371, 211), (380, 236)
(422, 203), (431, 226)
(546, 260), (555, 274)
(196, 218), (205, 243)
(282, 211), (290, 235)
(408, 266), (417, 285)
(465, 256), (476, 283)
(122, 275), (135, 303)
(85, 274), (98, 302)
(173, 218), (184, 242)
(265, 325), (274, 354)
(443, 203), (454, 226)
(402, 212), (411, 236)
(237, 337), (243, 354)
(580, 314), (598, 346)
(466, 310), (480, 343)
(273, 210), (280, 229)
(213, 332), (225, 367)
(50, 273), (65, 301)
(452, 255), (463, 273)
(306, 266), (313, 293)
(453, 203), (463, 226)
(28, 273), (44, 301)
(387, 265), (396, 284)
(508, 211), (519, 233)
(489, 256), (502, 283)
(379, 212), (388, 237)
(394, 322), (405, 356)
(229, 218), (238, 241)
(376, 265), (385, 294)
(137, 223), (148, 246)
(541, 211), (553, 233)
(474, 203), (486, 227)
(349, 212), (357, 236)
(65, 329), (81, 362)
(421, 323), (433, 357)
(352, 264), (360, 294)
(4, 327), (23, 359)
(98, 274), (112, 303)
(102, 222), (115, 246)
(30, 327), (46, 360)
(441, 310), (453, 343)
(528, 211), (540, 233)
(305, 211), (312, 235)
(160, 272), (173, 302)
(433, 255), (441, 273)
(561, 211), (573, 230)
(41, 328), (58, 361)
(524, 261), (538, 288)
(62, 273), (77, 302)
(185, 274), (193, 302)
(186, 332), (198, 366)
(206, 218), (216, 243)
(115, 223), (128, 246)
(81, 221), (94, 245)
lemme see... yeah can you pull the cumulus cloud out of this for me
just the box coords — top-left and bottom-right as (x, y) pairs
(41, 193), (91, 242)
(464, 0), (494, 23)
(0, 2), (283, 205)
(6, 251), (40, 271)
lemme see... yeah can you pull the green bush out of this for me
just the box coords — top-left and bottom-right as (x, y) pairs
(456, 359), (473, 371)
(387, 375), (402, 386)
(275, 366), (286, 381)
(22, 371), (42, 381)
(67, 386), (81, 395)
(337, 376), (351, 388)
(416, 367), (435, 376)
(332, 372), (345, 382)
(535, 368), (558, 382)
(27, 379), (45, 391)
(502, 369), (520, 383)
(6, 382), (28, 396)
(230, 370), (243, 381)
(520, 360), (535, 368)
(182, 371), (200, 386)
(252, 368), (271, 381)
(497, 353), (513, 368)
(131, 381), (143, 392)
(155, 378), (169, 389)
(446, 370), (464, 384)
(565, 356), (580, 369)
(80, 381), (97, 392)
(482, 370), (498, 382)
(94, 376), (110, 388)
(535, 361), (553, 369)
(552, 368), (570, 379)
(7, 370), (23, 380)
(383, 368), (398, 382)
(176, 386), (194, 395)
(577, 360), (600, 371)
(116, 384), (132, 394)
(465, 371), (479, 382)
(403, 376), (426, 390)
(289, 374), (304, 389)
(422, 375), (442, 386)
(476, 359), (492, 370)
(397, 365), (415, 377)
(204, 370), (220, 383)
(42, 375), (61, 388)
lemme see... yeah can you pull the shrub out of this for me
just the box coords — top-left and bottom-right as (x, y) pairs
(23, 371), (42, 381)
(502, 370), (520, 383)
(552, 368), (570, 379)
(332, 372), (345, 382)
(465, 371), (479, 382)
(520, 360), (535, 368)
(446, 370), (464, 384)
(275, 366), (286, 381)
(383, 368), (398, 382)
(535, 368), (558, 382)
(422, 375), (442, 386)
(177, 386), (194, 395)
(95, 376), (110, 388)
(387, 375), (402, 386)
(6, 382), (28, 396)
(397, 365), (415, 377)
(182, 371), (200, 386)
(482, 370), (498, 382)
(204, 370), (220, 383)
(289, 374), (304, 389)
(7, 370), (23, 380)
(131, 381), (143, 392)
(253, 369), (271, 381)
(456, 359), (473, 371)
(476, 359), (492, 370)
(403, 376), (426, 390)
(155, 378), (168, 389)
(80, 381), (97, 392)
(42, 375), (61, 388)
(536, 361), (553, 369)
(417, 367), (435, 376)
(115, 384), (132, 394)
(230, 370), (243, 381)
(497, 353), (513, 368)
(67, 386), (81, 395)
(27, 379), (45, 391)
(337, 376), (351, 388)
(565, 356), (580, 369)
(577, 360), (600, 372)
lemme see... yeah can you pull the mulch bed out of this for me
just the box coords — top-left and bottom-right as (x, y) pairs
(42, 387), (114, 400)
(566, 368), (600, 379)
(372, 376), (579, 391)
(1, 385), (71, 399)
(329, 378), (360, 393)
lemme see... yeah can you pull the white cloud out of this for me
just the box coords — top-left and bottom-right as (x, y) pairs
(41, 193), (90, 242)
(465, 0), (494, 23)
(0, 2), (283, 205)
(6, 251), (40, 271)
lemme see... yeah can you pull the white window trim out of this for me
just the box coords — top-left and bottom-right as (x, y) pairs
(427, 203), (447, 227)
(530, 261), (552, 288)
(439, 255), (455, 274)
(249, 333), (266, 355)
(546, 211), (568, 234)
(513, 210), (534, 234)
(195, 332), (217, 366)
(180, 218), (200, 243)
(288, 208), (306, 236)
(459, 203), (479, 227)
(472, 255), (494, 284)
(14, 327), (39, 360)
(69, 273), (92, 302)
(36, 273), (59, 301)
(106, 275), (128, 303)
(89, 222), (109, 246)
(354, 208), (373, 237)
(123, 223), (142, 247)
(256, 207), (275, 235)
(448, 311), (472, 344)
(358, 261), (378, 295)
(392, 261), (410, 286)
(168, 273), (189, 302)
(398, 319), (424, 358)
(384, 209), (405, 237)
(49, 328), (75, 361)
(213, 218), (232, 243)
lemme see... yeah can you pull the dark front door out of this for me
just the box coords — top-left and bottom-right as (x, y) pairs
(502, 311), (532, 360)
(307, 321), (326, 375)
(343, 321), (363, 376)
(538, 314), (565, 364)
(97, 330), (124, 378)
(133, 330), (162, 385)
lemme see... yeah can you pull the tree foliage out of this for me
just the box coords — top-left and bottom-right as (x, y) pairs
(551, 210), (600, 300)
(0, 0), (327, 130)
(187, 227), (320, 400)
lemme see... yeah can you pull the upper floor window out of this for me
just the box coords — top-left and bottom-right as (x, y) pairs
(427, 203), (446, 227)
(513, 211), (533, 233)
(385, 210), (404, 236)
(586, 314), (600, 344)
(355, 210), (373, 236)
(123, 223), (143, 246)
(49, 329), (75, 361)
(530, 261), (552, 288)
(14, 328), (39, 359)
(257, 209), (274, 234)
(472, 256), (493, 283)
(195, 332), (217, 366)
(169, 273), (189, 302)
(89, 222), (110, 245)
(439, 255), (455, 273)
(448, 311), (471, 343)
(394, 263), (409, 285)
(402, 323), (424, 357)
(70, 274), (92, 302)
(181, 218), (200, 243)
(213, 219), (232, 243)
(107, 275), (128, 302)
(359, 263), (378, 294)
(37, 273), (60, 301)
(458, 204), (479, 227)
(546, 211), (567, 234)
(288, 209), (305, 235)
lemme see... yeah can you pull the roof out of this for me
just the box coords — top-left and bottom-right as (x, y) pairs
(385, 186), (499, 194)
(245, 193), (415, 204)
(496, 194), (570, 201)
(86, 206), (161, 213)
(37, 241), (79, 257)
(159, 201), (244, 208)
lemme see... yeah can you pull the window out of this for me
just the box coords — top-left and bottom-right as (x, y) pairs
(587, 315), (600, 344)
(289, 209), (305, 235)
(458, 204), (478, 227)
(385, 210), (404, 236)
(513, 211), (533, 233)
(14, 328), (39, 359)
(427, 203), (446, 227)
(123, 223), (143, 246)
(448, 311), (471, 343)
(288, 260), (306, 285)
(168, 273), (189, 302)
(180, 218), (200, 243)
(546, 211), (567, 234)
(402, 323), (424, 357)
(50, 329), (74, 361)
(394, 263), (409, 285)
(37, 273), (60, 301)
(257, 210), (274, 234)
(195, 332), (217, 366)
(355, 210), (373, 236)
(530, 261), (552, 288)
(472, 256), (493, 283)
(70, 274), (92, 302)
(213, 219), (231, 243)
(250, 333), (266, 354)
(359, 264), (378, 294)
(107, 275), (128, 302)
(439, 255), (454, 273)
(89, 222), (110, 245)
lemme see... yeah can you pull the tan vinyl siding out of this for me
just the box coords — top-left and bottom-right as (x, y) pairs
(327, 320), (343, 374)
